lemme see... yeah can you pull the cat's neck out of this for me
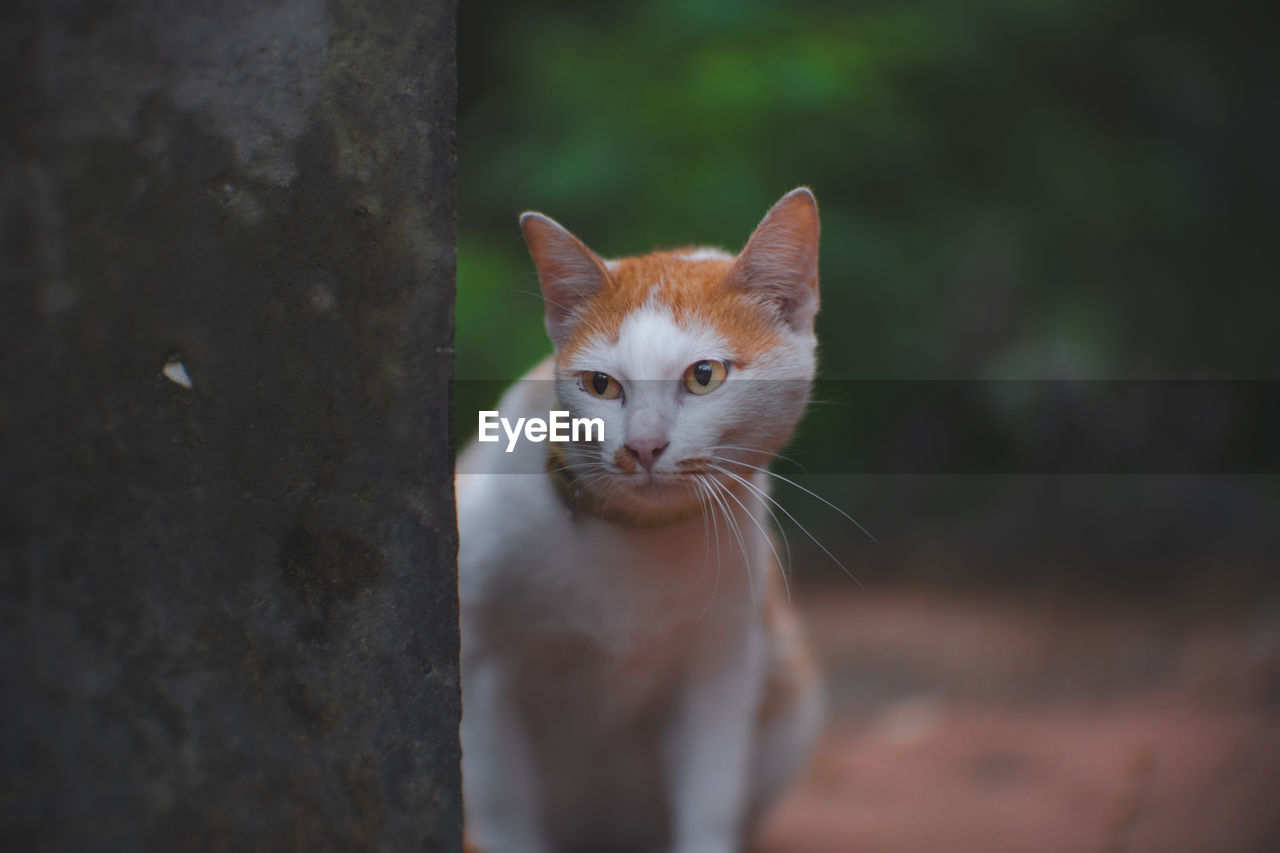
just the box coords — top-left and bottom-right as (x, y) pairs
(546, 444), (725, 528)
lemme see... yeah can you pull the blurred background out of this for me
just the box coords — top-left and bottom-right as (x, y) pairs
(457, 1), (1279, 848)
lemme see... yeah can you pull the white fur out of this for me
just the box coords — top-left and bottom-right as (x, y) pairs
(567, 302), (730, 381)
(678, 247), (734, 263)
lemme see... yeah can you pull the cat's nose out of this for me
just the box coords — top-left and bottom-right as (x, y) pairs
(624, 439), (669, 472)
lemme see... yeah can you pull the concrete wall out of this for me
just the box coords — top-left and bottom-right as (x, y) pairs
(0, 0), (460, 848)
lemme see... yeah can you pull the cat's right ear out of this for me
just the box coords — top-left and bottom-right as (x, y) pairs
(520, 212), (609, 349)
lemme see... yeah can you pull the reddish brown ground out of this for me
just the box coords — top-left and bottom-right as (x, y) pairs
(751, 588), (1280, 853)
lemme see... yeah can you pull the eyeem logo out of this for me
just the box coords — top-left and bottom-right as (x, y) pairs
(479, 411), (604, 453)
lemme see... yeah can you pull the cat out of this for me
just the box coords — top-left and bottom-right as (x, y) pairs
(456, 188), (825, 853)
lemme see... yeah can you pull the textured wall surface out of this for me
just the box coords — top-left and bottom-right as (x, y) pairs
(0, 0), (459, 849)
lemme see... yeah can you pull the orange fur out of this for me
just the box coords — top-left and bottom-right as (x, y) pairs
(558, 251), (783, 366)
(611, 444), (639, 475)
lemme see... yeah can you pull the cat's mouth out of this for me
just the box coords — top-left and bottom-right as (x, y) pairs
(613, 461), (722, 501)
(612, 470), (693, 490)
(615, 459), (714, 483)
(602, 448), (716, 480)
(563, 457), (729, 525)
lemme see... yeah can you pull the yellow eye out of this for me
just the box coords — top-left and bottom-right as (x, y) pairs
(684, 360), (727, 395)
(581, 371), (621, 400)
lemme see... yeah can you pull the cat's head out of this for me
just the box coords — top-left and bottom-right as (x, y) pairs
(521, 188), (819, 524)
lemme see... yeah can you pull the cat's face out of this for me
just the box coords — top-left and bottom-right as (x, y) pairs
(522, 189), (820, 524)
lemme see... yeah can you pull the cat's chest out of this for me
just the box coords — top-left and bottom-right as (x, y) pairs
(500, 574), (752, 737)
(490, 517), (739, 647)
(464, 471), (750, 604)
(459, 467), (763, 700)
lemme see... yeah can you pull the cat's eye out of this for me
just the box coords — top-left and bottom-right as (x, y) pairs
(684, 360), (727, 395)
(581, 371), (621, 400)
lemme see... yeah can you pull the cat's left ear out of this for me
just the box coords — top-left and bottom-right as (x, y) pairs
(520, 212), (610, 349)
(728, 187), (820, 331)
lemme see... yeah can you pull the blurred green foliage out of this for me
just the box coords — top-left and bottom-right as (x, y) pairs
(459, 0), (1277, 384)
(456, 0), (1280, 585)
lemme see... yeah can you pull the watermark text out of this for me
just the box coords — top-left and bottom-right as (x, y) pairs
(478, 410), (604, 452)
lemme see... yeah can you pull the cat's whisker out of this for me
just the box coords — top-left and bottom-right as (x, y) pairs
(706, 456), (877, 544)
(694, 475), (724, 616)
(693, 478), (712, 590)
(562, 445), (608, 460)
(701, 474), (756, 606)
(804, 396), (852, 410)
(705, 444), (805, 470)
(707, 462), (864, 589)
(692, 478), (717, 606)
(550, 456), (603, 468)
(717, 468), (795, 587)
(709, 472), (792, 604)
(699, 456), (797, 581)
(551, 462), (607, 474)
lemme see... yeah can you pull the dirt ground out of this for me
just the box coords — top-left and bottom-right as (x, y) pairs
(751, 587), (1280, 853)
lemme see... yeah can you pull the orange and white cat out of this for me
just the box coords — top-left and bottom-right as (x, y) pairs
(457, 189), (825, 853)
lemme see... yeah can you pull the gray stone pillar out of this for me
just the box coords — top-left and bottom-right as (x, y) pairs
(0, 0), (459, 849)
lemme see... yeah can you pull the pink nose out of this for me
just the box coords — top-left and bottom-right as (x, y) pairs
(625, 439), (669, 472)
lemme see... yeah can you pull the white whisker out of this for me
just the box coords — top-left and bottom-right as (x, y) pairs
(707, 456), (877, 544)
(710, 473), (792, 603)
(705, 443), (805, 470)
(702, 475), (756, 606)
(707, 462), (864, 589)
(695, 475), (724, 615)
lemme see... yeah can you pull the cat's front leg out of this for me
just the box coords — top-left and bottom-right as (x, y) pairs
(461, 657), (551, 853)
(662, 621), (766, 853)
